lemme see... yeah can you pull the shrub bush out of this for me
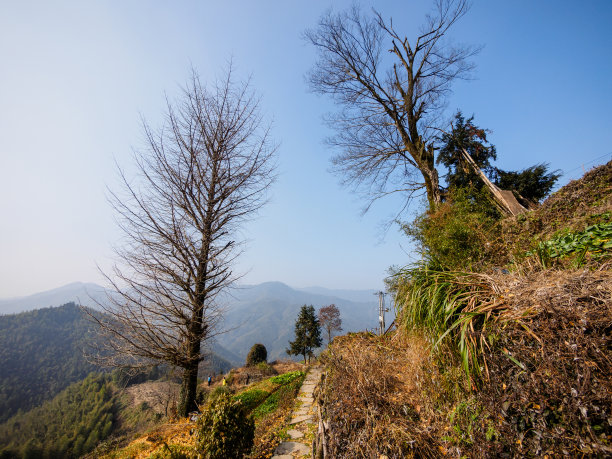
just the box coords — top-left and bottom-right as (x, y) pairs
(196, 393), (254, 459)
(246, 343), (267, 366)
(208, 385), (231, 402)
(404, 188), (503, 270)
(255, 361), (276, 376)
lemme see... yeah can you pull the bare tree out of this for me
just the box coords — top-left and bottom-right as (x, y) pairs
(89, 67), (277, 416)
(305, 0), (478, 211)
(318, 304), (342, 344)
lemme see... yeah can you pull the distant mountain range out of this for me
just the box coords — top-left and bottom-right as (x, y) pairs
(0, 280), (393, 453)
(217, 281), (388, 360)
(0, 280), (393, 362)
(0, 282), (108, 315)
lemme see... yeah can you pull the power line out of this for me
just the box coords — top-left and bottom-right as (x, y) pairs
(561, 152), (611, 176)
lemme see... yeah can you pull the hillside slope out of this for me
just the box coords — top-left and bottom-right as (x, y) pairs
(0, 303), (97, 423)
(0, 303), (237, 427)
(316, 162), (612, 457)
(0, 373), (117, 458)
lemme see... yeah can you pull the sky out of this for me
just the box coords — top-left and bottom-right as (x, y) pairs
(1, 1), (611, 298)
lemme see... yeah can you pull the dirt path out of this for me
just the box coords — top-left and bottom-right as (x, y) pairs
(271, 365), (323, 459)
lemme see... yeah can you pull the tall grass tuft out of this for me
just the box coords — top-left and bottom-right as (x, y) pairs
(392, 261), (506, 385)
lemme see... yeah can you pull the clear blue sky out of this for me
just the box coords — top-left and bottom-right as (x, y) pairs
(1, 1), (611, 297)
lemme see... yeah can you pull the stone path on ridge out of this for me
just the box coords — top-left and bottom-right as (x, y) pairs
(271, 365), (323, 459)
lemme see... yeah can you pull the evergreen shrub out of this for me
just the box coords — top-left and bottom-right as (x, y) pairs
(196, 393), (254, 458)
(246, 343), (267, 366)
(404, 188), (502, 270)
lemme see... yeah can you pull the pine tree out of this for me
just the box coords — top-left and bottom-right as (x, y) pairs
(439, 111), (559, 203)
(287, 305), (322, 363)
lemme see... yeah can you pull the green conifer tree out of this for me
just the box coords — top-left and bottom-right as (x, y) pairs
(287, 305), (322, 363)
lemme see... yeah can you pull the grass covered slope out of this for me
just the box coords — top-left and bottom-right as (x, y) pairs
(317, 163), (611, 457)
(503, 160), (611, 266)
(96, 363), (306, 459)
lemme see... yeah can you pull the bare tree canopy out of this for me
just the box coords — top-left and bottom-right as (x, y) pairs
(318, 304), (342, 344)
(89, 67), (277, 416)
(305, 0), (478, 211)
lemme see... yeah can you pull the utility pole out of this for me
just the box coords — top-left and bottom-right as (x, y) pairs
(376, 291), (388, 335)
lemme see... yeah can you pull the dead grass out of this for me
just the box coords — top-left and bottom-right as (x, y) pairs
(323, 267), (611, 457)
(319, 332), (443, 458)
(476, 268), (612, 456)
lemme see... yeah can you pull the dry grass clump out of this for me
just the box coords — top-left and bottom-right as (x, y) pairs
(476, 268), (612, 457)
(318, 332), (442, 458)
(388, 264), (611, 457)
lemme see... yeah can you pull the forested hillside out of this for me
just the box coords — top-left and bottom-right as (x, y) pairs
(0, 373), (116, 458)
(0, 303), (97, 423)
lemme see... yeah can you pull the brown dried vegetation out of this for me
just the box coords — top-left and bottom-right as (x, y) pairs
(319, 162), (612, 457)
(318, 333), (443, 458)
(480, 268), (612, 456)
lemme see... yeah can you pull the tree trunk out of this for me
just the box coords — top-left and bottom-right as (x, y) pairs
(418, 142), (442, 209)
(424, 167), (442, 209)
(178, 364), (198, 416)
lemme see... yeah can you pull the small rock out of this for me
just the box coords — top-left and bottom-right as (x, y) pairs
(290, 414), (313, 424)
(274, 441), (310, 455)
(287, 429), (304, 439)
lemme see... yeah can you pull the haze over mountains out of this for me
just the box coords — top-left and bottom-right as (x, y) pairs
(217, 281), (386, 360)
(0, 280), (391, 361)
(0, 281), (391, 456)
(0, 282), (108, 315)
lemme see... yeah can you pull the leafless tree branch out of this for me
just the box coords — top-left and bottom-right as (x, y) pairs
(305, 0), (479, 213)
(87, 65), (277, 416)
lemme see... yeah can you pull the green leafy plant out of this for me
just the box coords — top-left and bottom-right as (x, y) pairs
(233, 389), (268, 411)
(444, 398), (497, 447)
(527, 221), (612, 267)
(196, 393), (254, 459)
(251, 375), (304, 420)
(270, 370), (304, 385)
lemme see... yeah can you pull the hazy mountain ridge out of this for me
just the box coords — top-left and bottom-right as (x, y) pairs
(0, 282), (108, 315)
(0, 280), (387, 363)
(217, 281), (386, 361)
